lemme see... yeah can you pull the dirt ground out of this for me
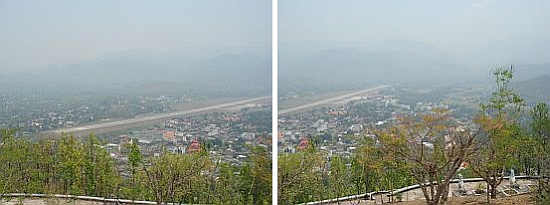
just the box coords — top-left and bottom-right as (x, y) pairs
(394, 194), (534, 205)
(332, 194), (535, 205)
(0, 198), (103, 205)
(331, 179), (537, 205)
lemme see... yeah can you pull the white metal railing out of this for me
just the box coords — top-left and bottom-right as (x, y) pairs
(1, 176), (546, 205)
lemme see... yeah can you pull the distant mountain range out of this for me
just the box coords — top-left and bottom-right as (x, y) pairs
(279, 41), (483, 94)
(279, 40), (550, 96)
(515, 73), (550, 104)
(513, 63), (550, 81)
(1, 46), (271, 98)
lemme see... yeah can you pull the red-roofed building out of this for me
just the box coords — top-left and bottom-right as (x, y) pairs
(187, 139), (201, 153)
(297, 137), (310, 151)
(163, 130), (176, 142)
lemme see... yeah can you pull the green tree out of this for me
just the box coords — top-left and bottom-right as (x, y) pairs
(471, 65), (525, 201)
(328, 155), (352, 200)
(530, 102), (550, 203)
(278, 148), (326, 205)
(212, 162), (243, 204)
(1, 130), (121, 198)
(143, 151), (212, 204)
(82, 134), (119, 196)
(351, 137), (383, 198)
(56, 134), (85, 194)
(54, 134), (120, 197)
(377, 109), (477, 205)
(0, 129), (47, 194)
(531, 103), (550, 174)
(121, 141), (146, 200)
(248, 146), (272, 205)
(128, 141), (143, 175)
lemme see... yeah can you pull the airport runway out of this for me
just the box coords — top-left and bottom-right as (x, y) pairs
(43, 96), (270, 136)
(279, 85), (389, 115)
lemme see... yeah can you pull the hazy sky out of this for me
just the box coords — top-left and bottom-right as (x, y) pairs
(0, 0), (271, 70)
(280, 0), (550, 67)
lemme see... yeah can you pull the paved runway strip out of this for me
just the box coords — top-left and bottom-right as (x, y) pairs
(44, 96), (270, 135)
(279, 85), (389, 115)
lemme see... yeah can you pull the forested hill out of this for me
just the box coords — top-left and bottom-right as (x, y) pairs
(514, 63), (550, 81)
(516, 74), (550, 104)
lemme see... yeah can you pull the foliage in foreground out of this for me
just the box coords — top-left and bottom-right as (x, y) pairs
(377, 109), (478, 205)
(278, 144), (412, 205)
(0, 130), (271, 204)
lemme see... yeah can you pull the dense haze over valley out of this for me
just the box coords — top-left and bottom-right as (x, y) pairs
(279, 0), (550, 95)
(0, 1), (271, 97)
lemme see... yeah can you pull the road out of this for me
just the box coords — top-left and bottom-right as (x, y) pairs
(279, 85), (389, 115)
(43, 96), (270, 136)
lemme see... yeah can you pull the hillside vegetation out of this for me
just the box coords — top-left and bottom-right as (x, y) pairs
(0, 130), (272, 205)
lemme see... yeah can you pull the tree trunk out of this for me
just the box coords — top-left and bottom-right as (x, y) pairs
(440, 183), (450, 204)
(489, 183), (498, 199)
(485, 183), (491, 204)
